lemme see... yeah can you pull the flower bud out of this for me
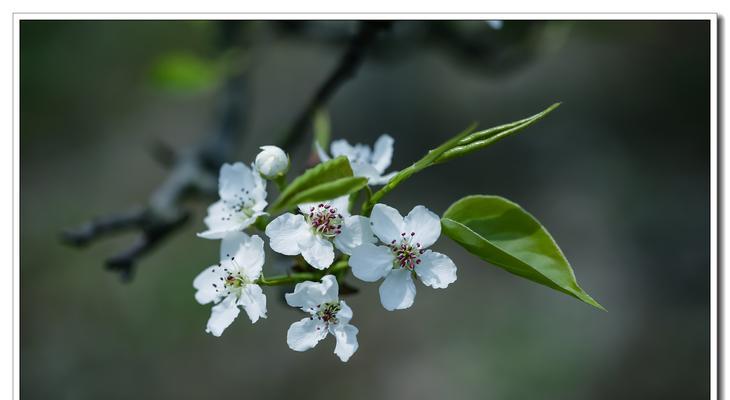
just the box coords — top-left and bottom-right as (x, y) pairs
(255, 145), (289, 178)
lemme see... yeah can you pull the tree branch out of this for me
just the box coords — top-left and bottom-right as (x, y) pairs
(277, 21), (390, 150)
(62, 21), (245, 280)
(62, 21), (388, 281)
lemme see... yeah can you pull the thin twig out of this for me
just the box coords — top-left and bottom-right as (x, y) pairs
(62, 21), (246, 280)
(277, 21), (390, 150)
(62, 21), (388, 281)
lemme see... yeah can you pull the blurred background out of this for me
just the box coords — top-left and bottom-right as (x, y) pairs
(20, 20), (709, 399)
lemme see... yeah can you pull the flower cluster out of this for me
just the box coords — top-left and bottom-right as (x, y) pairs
(193, 135), (457, 362)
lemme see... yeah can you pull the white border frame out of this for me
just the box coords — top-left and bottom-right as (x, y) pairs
(9, 13), (718, 400)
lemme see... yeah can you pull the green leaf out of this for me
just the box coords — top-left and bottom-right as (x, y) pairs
(435, 103), (561, 164)
(442, 195), (604, 310)
(150, 52), (221, 92)
(271, 156), (366, 212)
(285, 177), (368, 211)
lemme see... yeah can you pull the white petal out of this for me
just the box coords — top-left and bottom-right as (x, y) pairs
(330, 195), (351, 218)
(315, 141), (331, 163)
(287, 317), (328, 352)
(336, 300), (353, 325)
(350, 162), (383, 183)
(369, 203), (405, 244)
(415, 250), (457, 289)
(349, 243), (394, 282)
(205, 295), (240, 337)
(198, 200), (245, 239)
(299, 234), (335, 270)
(218, 162), (257, 200)
(285, 275), (339, 310)
(265, 213), (309, 256)
(370, 134), (394, 173)
(193, 265), (225, 305)
(334, 216), (376, 255)
(249, 171), (268, 209)
(367, 171), (398, 186)
(403, 205), (441, 249)
(219, 231), (250, 261)
(379, 269), (416, 311)
(238, 284), (267, 323)
(331, 324), (359, 362)
(234, 235), (266, 281)
(330, 139), (358, 159)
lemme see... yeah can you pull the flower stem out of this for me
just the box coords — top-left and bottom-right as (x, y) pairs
(361, 123), (477, 215)
(257, 259), (350, 286)
(274, 174), (288, 192)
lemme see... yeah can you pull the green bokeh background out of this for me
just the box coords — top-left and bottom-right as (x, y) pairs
(21, 20), (709, 399)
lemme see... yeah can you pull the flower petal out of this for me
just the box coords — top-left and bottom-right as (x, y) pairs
(403, 205), (441, 249)
(350, 162), (383, 183)
(349, 243), (394, 282)
(218, 162), (258, 200)
(265, 213), (309, 256)
(336, 300), (353, 325)
(330, 195), (351, 218)
(205, 295), (240, 337)
(193, 265), (225, 305)
(238, 284), (267, 323)
(415, 250), (457, 289)
(299, 234), (335, 270)
(197, 200), (244, 239)
(285, 275), (339, 310)
(330, 139), (362, 160)
(334, 216), (376, 255)
(234, 235), (266, 281)
(367, 171), (397, 186)
(370, 203), (405, 244)
(379, 269), (416, 311)
(370, 134), (394, 173)
(287, 317), (328, 352)
(331, 324), (359, 362)
(219, 231), (250, 261)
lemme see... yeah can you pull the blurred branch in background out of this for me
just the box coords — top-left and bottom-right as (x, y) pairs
(277, 21), (391, 151)
(61, 21), (388, 281)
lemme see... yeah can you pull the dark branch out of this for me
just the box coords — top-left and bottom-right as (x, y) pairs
(277, 21), (390, 150)
(62, 21), (388, 281)
(62, 21), (246, 280)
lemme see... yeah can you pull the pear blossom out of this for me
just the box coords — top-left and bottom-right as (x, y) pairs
(316, 134), (397, 185)
(265, 195), (375, 270)
(198, 162), (268, 239)
(193, 232), (267, 336)
(349, 203), (457, 311)
(255, 145), (289, 178)
(285, 275), (359, 362)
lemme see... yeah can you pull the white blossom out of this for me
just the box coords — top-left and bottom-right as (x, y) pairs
(349, 203), (457, 311)
(285, 275), (359, 362)
(316, 134), (397, 185)
(193, 232), (267, 336)
(198, 162), (268, 239)
(265, 195), (375, 270)
(255, 145), (289, 178)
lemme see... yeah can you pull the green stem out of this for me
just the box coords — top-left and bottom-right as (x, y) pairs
(274, 174), (288, 192)
(361, 123), (477, 215)
(257, 259), (349, 286)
